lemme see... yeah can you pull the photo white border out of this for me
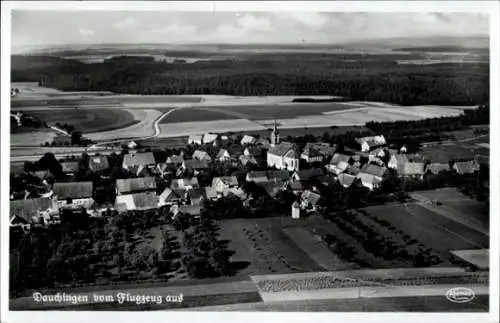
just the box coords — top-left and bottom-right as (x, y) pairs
(1, 1), (498, 323)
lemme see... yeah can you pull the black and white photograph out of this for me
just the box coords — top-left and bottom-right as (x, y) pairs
(1, 1), (498, 322)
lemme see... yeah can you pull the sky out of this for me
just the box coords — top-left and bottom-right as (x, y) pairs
(11, 11), (489, 49)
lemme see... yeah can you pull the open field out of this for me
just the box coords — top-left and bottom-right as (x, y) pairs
(158, 108), (236, 123)
(410, 188), (489, 235)
(283, 227), (351, 271)
(158, 119), (266, 138)
(11, 130), (58, 146)
(420, 143), (489, 162)
(85, 109), (163, 141)
(189, 294), (489, 312)
(28, 108), (138, 134)
(363, 203), (489, 253)
(451, 249), (489, 269)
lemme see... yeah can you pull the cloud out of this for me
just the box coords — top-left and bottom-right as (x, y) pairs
(113, 17), (137, 29)
(78, 28), (95, 36)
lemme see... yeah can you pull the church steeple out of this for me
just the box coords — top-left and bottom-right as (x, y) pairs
(270, 120), (280, 147)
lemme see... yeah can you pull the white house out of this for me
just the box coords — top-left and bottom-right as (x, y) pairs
(192, 150), (212, 162)
(115, 192), (158, 212)
(216, 148), (232, 162)
(122, 152), (155, 170)
(188, 134), (203, 145)
(241, 135), (256, 146)
(267, 142), (299, 171)
(326, 153), (351, 174)
(203, 133), (219, 145)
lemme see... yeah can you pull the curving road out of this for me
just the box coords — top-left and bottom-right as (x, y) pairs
(93, 107), (183, 147)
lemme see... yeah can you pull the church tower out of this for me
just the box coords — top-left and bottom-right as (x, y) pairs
(270, 120), (280, 147)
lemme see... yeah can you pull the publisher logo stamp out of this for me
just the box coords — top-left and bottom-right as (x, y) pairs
(446, 287), (475, 303)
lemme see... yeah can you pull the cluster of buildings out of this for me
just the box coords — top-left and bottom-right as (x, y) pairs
(9, 121), (488, 227)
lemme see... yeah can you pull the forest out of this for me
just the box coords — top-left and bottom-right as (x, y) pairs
(11, 53), (489, 105)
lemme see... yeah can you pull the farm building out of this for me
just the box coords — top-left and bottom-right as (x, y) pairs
(212, 176), (239, 193)
(171, 177), (199, 191)
(53, 181), (94, 208)
(453, 161), (479, 175)
(337, 173), (356, 188)
(159, 188), (183, 206)
(397, 162), (426, 178)
(61, 162), (79, 176)
(192, 150), (212, 162)
(9, 197), (58, 227)
(291, 201), (301, 219)
(116, 177), (156, 195)
(326, 153), (351, 174)
(355, 135), (387, 152)
(241, 135), (257, 145)
(88, 155), (109, 172)
(188, 134), (203, 145)
(267, 142), (299, 171)
(239, 154), (258, 166)
(115, 192), (158, 212)
(122, 152), (155, 170)
(246, 171), (269, 183)
(292, 168), (325, 182)
(425, 163), (450, 174)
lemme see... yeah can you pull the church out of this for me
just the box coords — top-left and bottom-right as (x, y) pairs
(266, 120), (299, 171)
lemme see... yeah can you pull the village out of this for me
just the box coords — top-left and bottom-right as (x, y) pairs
(9, 118), (488, 229)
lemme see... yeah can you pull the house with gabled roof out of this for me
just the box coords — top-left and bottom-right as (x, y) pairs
(425, 163), (450, 174)
(301, 142), (336, 163)
(159, 188), (183, 206)
(255, 138), (271, 149)
(246, 171), (269, 183)
(239, 154), (258, 166)
(115, 192), (158, 212)
(181, 159), (209, 175)
(53, 181), (94, 208)
(337, 173), (356, 188)
(171, 177), (199, 191)
(326, 153), (351, 175)
(116, 177), (156, 195)
(453, 161), (479, 175)
(122, 152), (155, 170)
(241, 135), (257, 146)
(205, 186), (218, 201)
(267, 142), (299, 172)
(10, 197), (59, 227)
(212, 176), (239, 193)
(355, 135), (387, 152)
(292, 168), (325, 182)
(192, 150), (212, 162)
(188, 134), (203, 145)
(203, 133), (219, 145)
(88, 155), (109, 172)
(397, 162), (426, 178)
(356, 173), (383, 191)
